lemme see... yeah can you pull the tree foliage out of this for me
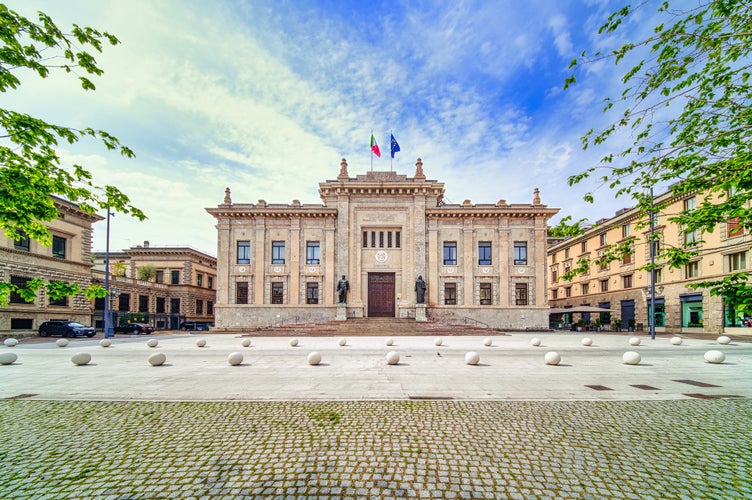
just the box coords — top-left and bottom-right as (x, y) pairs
(1, 4), (146, 244)
(561, 0), (752, 308)
(137, 264), (157, 282)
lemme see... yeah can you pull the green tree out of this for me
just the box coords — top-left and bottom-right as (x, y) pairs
(561, 0), (752, 305)
(0, 5), (145, 305)
(137, 264), (157, 282)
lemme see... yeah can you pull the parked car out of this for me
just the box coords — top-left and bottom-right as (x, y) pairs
(39, 321), (96, 338)
(180, 322), (210, 331)
(114, 323), (155, 335)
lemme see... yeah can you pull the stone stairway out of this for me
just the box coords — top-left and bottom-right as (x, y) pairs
(214, 318), (507, 337)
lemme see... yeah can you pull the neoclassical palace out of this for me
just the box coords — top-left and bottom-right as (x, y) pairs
(207, 158), (558, 330)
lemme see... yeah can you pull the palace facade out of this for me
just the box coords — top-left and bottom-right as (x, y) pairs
(207, 158), (558, 330)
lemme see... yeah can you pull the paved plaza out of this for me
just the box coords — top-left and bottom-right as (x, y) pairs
(1, 332), (750, 498)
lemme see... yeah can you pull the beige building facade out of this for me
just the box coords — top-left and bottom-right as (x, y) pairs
(208, 158), (558, 330)
(548, 188), (751, 335)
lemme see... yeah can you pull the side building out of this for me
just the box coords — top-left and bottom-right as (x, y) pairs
(548, 188), (751, 335)
(0, 197), (102, 334)
(93, 243), (217, 330)
(207, 158), (558, 330)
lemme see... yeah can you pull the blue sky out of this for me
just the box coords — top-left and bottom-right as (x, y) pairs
(6, 0), (656, 255)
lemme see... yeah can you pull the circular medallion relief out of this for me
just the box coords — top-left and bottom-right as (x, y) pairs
(237, 266), (247, 273)
(375, 251), (388, 263)
(482, 267), (490, 274)
(307, 266), (317, 273)
(446, 267), (456, 274)
(273, 266), (283, 273)
(517, 267), (527, 274)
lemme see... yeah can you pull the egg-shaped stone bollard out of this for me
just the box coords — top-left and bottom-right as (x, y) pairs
(338, 338), (347, 347)
(195, 339), (206, 348)
(670, 337), (683, 346)
(3, 338), (18, 347)
(99, 339), (112, 348)
(71, 352), (91, 366)
(146, 339), (158, 348)
(307, 352), (322, 365)
(581, 338), (593, 347)
(530, 338), (542, 347)
(629, 337), (641, 346)
(386, 351), (400, 365)
(241, 338), (251, 347)
(289, 338), (299, 347)
(717, 336), (731, 345)
(483, 337), (493, 347)
(465, 351), (480, 365)
(385, 338), (394, 346)
(227, 352), (244, 366)
(56, 338), (69, 348)
(434, 338), (443, 346)
(148, 352), (166, 366)
(704, 350), (725, 364)
(0, 352), (18, 365)
(544, 352), (561, 365)
(623, 351), (641, 365)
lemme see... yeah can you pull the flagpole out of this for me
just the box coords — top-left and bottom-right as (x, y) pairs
(370, 129), (373, 172)
(390, 129), (393, 172)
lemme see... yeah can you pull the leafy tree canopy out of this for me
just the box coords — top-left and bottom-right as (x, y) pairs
(559, 0), (751, 301)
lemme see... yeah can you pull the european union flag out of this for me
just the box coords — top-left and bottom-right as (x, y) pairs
(390, 134), (401, 158)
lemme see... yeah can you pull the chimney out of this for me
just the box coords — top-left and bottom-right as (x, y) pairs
(144, 240), (150, 248)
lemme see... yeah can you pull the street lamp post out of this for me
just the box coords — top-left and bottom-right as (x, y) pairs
(103, 207), (114, 339)
(648, 188), (656, 340)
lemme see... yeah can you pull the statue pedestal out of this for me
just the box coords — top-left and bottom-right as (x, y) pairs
(415, 304), (427, 322)
(336, 304), (347, 321)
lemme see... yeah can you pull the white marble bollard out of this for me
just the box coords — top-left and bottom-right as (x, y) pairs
(146, 339), (158, 348)
(0, 352), (17, 365)
(581, 338), (593, 347)
(338, 338), (347, 346)
(717, 336), (731, 345)
(483, 337), (493, 347)
(3, 338), (18, 347)
(307, 352), (322, 365)
(670, 337), (683, 346)
(71, 352), (91, 366)
(544, 352), (561, 365)
(56, 338), (69, 348)
(385, 338), (394, 346)
(227, 352), (244, 366)
(386, 351), (400, 365)
(241, 338), (251, 347)
(289, 338), (299, 347)
(623, 351), (641, 365)
(629, 337), (641, 346)
(434, 338), (443, 346)
(465, 351), (480, 365)
(704, 350), (725, 364)
(530, 338), (542, 347)
(100, 339), (112, 348)
(195, 339), (206, 348)
(148, 353), (166, 366)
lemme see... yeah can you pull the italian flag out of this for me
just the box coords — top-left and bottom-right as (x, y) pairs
(370, 134), (381, 158)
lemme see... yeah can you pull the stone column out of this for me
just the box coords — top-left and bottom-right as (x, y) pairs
(463, 222), (474, 306)
(289, 218), (300, 305)
(324, 222), (336, 305)
(253, 219), (265, 304)
(215, 217), (231, 305)
(498, 220), (510, 306)
(427, 220), (439, 306)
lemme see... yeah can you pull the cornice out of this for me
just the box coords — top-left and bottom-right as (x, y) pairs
(206, 206), (338, 219)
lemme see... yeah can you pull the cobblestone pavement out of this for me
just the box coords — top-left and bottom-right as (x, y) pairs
(1, 399), (750, 499)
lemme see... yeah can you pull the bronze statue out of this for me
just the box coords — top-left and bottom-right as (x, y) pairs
(336, 275), (349, 304)
(415, 275), (426, 304)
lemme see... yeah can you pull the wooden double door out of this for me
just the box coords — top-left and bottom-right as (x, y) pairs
(367, 272), (395, 317)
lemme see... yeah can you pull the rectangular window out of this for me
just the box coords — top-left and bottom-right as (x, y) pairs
(237, 241), (251, 264)
(478, 241), (492, 265)
(9, 276), (31, 304)
(727, 217), (745, 238)
(10, 318), (33, 329)
(395, 231), (401, 248)
(515, 283), (528, 305)
(622, 224), (630, 238)
(581, 241), (587, 253)
(155, 270), (164, 284)
(139, 295), (149, 312)
(118, 293), (130, 312)
(207, 301), (213, 315)
(306, 241), (320, 264)
(236, 282), (249, 304)
(622, 252), (632, 265)
(306, 283), (319, 304)
(208, 276), (213, 289)
(271, 282), (284, 304)
(52, 235), (66, 259)
(684, 196), (696, 211)
(728, 251), (747, 271)
(513, 241), (527, 265)
(444, 283), (457, 305)
(581, 283), (589, 295)
(565, 286), (572, 298)
(197, 273), (203, 287)
(371, 231), (376, 248)
(552, 252), (557, 263)
(271, 241), (285, 264)
(654, 268), (663, 283)
(598, 258), (609, 271)
(622, 275), (633, 289)
(600, 280), (608, 292)
(564, 248), (570, 258)
(362, 231), (368, 248)
(683, 229), (699, 246)
(443, 242), (457, 265)
(170, 298), (180, 314)
(685, 261), (700, 278)
(379, 231), (384, 248)
(551, 270), (558, 282)
(650, 239), (660, 258)
(479, 283), (492, 305)
(156, 297), (166, 313)
(599, 233), (607, 246)
(387, 232), (392, 248)
(552, 289), (558, 300)
(49, 292), (68, 307)
(196, 299), (203, 315)
(171, 270), (180, 285)
(14, 231), (30, 252)
(94, 297), (105, 310)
